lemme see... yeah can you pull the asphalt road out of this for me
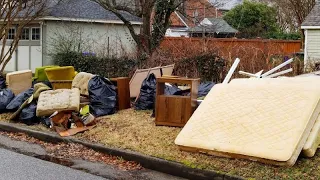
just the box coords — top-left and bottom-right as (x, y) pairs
(0, 148), (106, 180)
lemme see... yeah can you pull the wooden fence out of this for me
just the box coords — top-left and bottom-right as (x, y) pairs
(159, 37), (302, 60)
(156, 37), (303, 78)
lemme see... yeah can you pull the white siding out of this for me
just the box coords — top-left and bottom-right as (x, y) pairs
(305, 29), (320, 64)
(44, 21), (140, 65)
(165, 28), (189, 37)
(3, 46), (16, 72)
(17, 46), (29, 71)
(30, 46), (42, 71)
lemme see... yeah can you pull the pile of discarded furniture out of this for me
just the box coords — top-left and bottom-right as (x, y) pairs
(2, 58), (320, 167)
(132, 58), (320, 166)
(174, 58), (320, 166)
(0, 66), (131, 137)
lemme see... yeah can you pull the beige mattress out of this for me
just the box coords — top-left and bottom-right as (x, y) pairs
(36, 88), (80, 117)
(175, 79), (320, 166)
(6, 70), (32, 95)
(230, 77), (320, 157)
(303, 115), (320, 157)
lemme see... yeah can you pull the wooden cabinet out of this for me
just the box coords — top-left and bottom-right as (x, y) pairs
(110, 77), (131, 110)
(155, 77), (200, 127)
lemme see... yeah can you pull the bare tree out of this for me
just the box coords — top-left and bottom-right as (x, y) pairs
(92, 0), (185, 57)
(0, 0), (57, 73)
(260, 0), (316, 33)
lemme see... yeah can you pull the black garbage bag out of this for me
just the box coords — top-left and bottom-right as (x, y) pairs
(6, 88), (33, 111)
(165, 84), (182, 95)
(88, 76), (117, 117)
(40, 117), (52, 128)
(20, 102), (38, 125)
(0, 75), (6, 89)
(0, 89), (14, 112)
(135, 73), (157, 110)
(198, 82), (215, 97)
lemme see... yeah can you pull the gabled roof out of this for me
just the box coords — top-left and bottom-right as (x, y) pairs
(189, 18), (238, 34)
(301, 4), (320, 27)
(46, 0), (141, 23)
(170, 11), (188, 27)
(210, 0), (243, 11)
(169, 0), (223, 28)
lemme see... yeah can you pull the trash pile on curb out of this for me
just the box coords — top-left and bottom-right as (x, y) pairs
(0, 67), (117, 137)
(2, 58), (320, 168)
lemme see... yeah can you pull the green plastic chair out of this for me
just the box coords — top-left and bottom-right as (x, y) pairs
(33, 65), (60, 82)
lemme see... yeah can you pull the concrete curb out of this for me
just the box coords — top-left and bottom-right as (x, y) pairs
(0, 122), (243, 180)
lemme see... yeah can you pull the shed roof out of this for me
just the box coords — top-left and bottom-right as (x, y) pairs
(302, 4), (320, 27)
(189, 18), (238, 34)
(47, 0), (141, 23)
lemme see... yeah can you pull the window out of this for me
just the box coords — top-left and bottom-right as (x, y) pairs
(20, 27), (30, 40)
(31, 27), (40, 40)
(7, 27), (15, 40)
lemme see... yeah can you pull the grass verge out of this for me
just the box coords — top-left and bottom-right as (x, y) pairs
(1, 109), (319, 179)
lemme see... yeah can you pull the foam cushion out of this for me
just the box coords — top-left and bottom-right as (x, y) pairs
(72, 72), (94, 96)
(36, 88), (80, 117)
(175, 78), (320, 166)
(6, 70), (32, 95)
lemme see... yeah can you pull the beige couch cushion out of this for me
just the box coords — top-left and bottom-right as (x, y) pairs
(36, 88), (80, 117)
(72, 72), (94, 96)
(6, 70), (32, 95)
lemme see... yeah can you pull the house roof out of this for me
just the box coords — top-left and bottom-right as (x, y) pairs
(169, 0), (223, 28)
(46, 0), (141, 23)
(301, 4), (320, 27)
(210, 0), (243, 11)
(189, 18), (238, 34)
(170, 12), (188, 27)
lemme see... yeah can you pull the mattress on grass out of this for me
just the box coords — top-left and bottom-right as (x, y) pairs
(36, 88), (80, 117)
(230, 77), (320, 158)
(303, 115), (320, 157)
(175, 81), (320, 166)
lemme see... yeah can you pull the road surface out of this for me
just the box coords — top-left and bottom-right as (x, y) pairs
(0, 148), (106, 180)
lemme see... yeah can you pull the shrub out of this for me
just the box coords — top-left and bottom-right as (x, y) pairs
(53, 52), (137, 78)
(267, 32), (301, 40)
(175, 53), (226, 82)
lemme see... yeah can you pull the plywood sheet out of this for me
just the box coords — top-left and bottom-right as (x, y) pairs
(130, 64), (174, 97)
(175, 79), (320, 166)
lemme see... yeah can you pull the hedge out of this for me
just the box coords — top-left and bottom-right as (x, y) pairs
(53, 52), (137, 78)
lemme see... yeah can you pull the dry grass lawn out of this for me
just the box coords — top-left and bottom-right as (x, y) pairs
(1, 109), (320, 179)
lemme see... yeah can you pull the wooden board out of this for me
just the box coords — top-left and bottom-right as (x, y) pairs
(111, 77), (131, 110)
(130, 64), (174, 98)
